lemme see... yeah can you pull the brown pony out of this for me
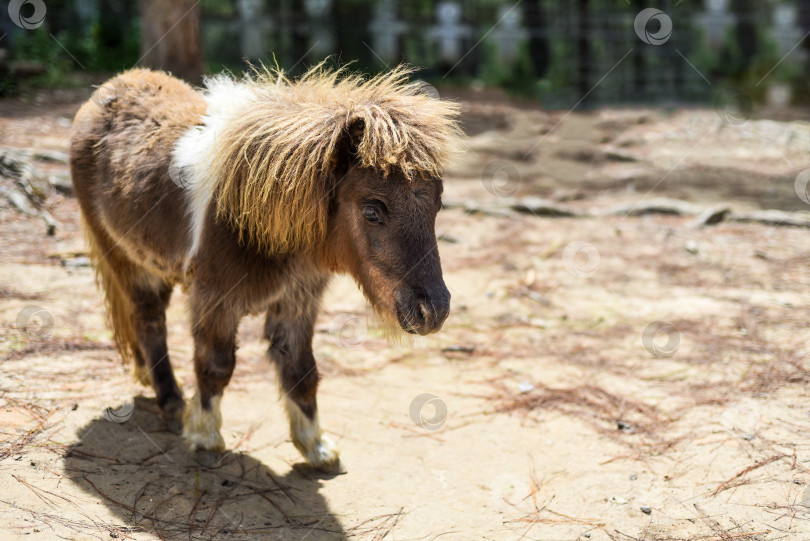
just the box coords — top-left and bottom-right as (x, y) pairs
(70, 64), (461, 471)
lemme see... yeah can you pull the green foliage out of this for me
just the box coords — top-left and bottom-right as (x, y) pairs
(686, 11), (804, 105)
(14, 27), (70, 71)
(477, 40), (537, 96)
(3, 0), (808, 106)
(200, 0), (237, 18)
(4, 0), (139, 95)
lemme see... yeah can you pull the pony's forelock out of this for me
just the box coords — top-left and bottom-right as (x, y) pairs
(200, 61), (463, 254)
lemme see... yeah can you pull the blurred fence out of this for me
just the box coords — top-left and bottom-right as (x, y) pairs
(3, 0), (810, 108)
(199, 0), (810, 108)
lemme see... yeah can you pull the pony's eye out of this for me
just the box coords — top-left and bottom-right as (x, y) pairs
(363, 206), (382, 224)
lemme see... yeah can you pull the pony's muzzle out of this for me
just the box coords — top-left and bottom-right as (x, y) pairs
(395, 286), (450, 335)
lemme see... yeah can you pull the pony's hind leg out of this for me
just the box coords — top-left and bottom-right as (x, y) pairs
(83, 217), (184, 432)
(130, 277), (185, 433)
(264, 279), (342, 473)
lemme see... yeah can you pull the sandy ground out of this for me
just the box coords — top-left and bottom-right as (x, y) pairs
(2, 86), (810, 541)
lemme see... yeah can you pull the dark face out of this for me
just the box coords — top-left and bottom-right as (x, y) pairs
(324, 167), (450, 335)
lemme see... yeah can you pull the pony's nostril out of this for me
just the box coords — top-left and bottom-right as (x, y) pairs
(396, 288), (448, 334)
(418, 302), (430, 322)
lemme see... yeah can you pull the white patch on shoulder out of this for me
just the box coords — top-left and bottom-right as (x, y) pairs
(171, 76), (260, 266)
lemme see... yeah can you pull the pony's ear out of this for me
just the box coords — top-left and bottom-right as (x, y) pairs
(346, 118), (365, 153)
(333, 117), (365, 179)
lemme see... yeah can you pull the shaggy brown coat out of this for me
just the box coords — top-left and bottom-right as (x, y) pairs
(70, 64), (461, 470)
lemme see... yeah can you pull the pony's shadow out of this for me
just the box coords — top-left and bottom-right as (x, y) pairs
(64, 397), (346, 540)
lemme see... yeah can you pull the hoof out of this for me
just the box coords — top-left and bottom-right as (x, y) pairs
(307, 436), (344, 474)
(196, 449), (226, 468)
(314, 456), (346, 475)
(182, 394), (225, 454)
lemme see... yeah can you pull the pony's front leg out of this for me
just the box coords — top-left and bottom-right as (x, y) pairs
(265, 308), (342, 473)
(183, 301), (240, 467)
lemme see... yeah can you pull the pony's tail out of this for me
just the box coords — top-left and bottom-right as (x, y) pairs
(82, 216), (145, 383)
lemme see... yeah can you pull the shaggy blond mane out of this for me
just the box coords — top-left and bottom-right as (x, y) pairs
(200, 62), (463, 254)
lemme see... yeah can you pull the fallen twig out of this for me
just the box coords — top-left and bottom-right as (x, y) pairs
(713, 455), (787, 496)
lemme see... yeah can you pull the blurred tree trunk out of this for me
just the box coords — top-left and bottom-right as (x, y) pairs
(333, 0), (371, 68)
(733, 0), (757, 77)
(98, 0), (138, 70)
(576, 0), (590, 102)
(524, 0), (549, 78)
(140, 0), (204, 84)
(799, 0), (810, 97)
(631, 0), (646, 98)
(290, 0), (310, 72)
